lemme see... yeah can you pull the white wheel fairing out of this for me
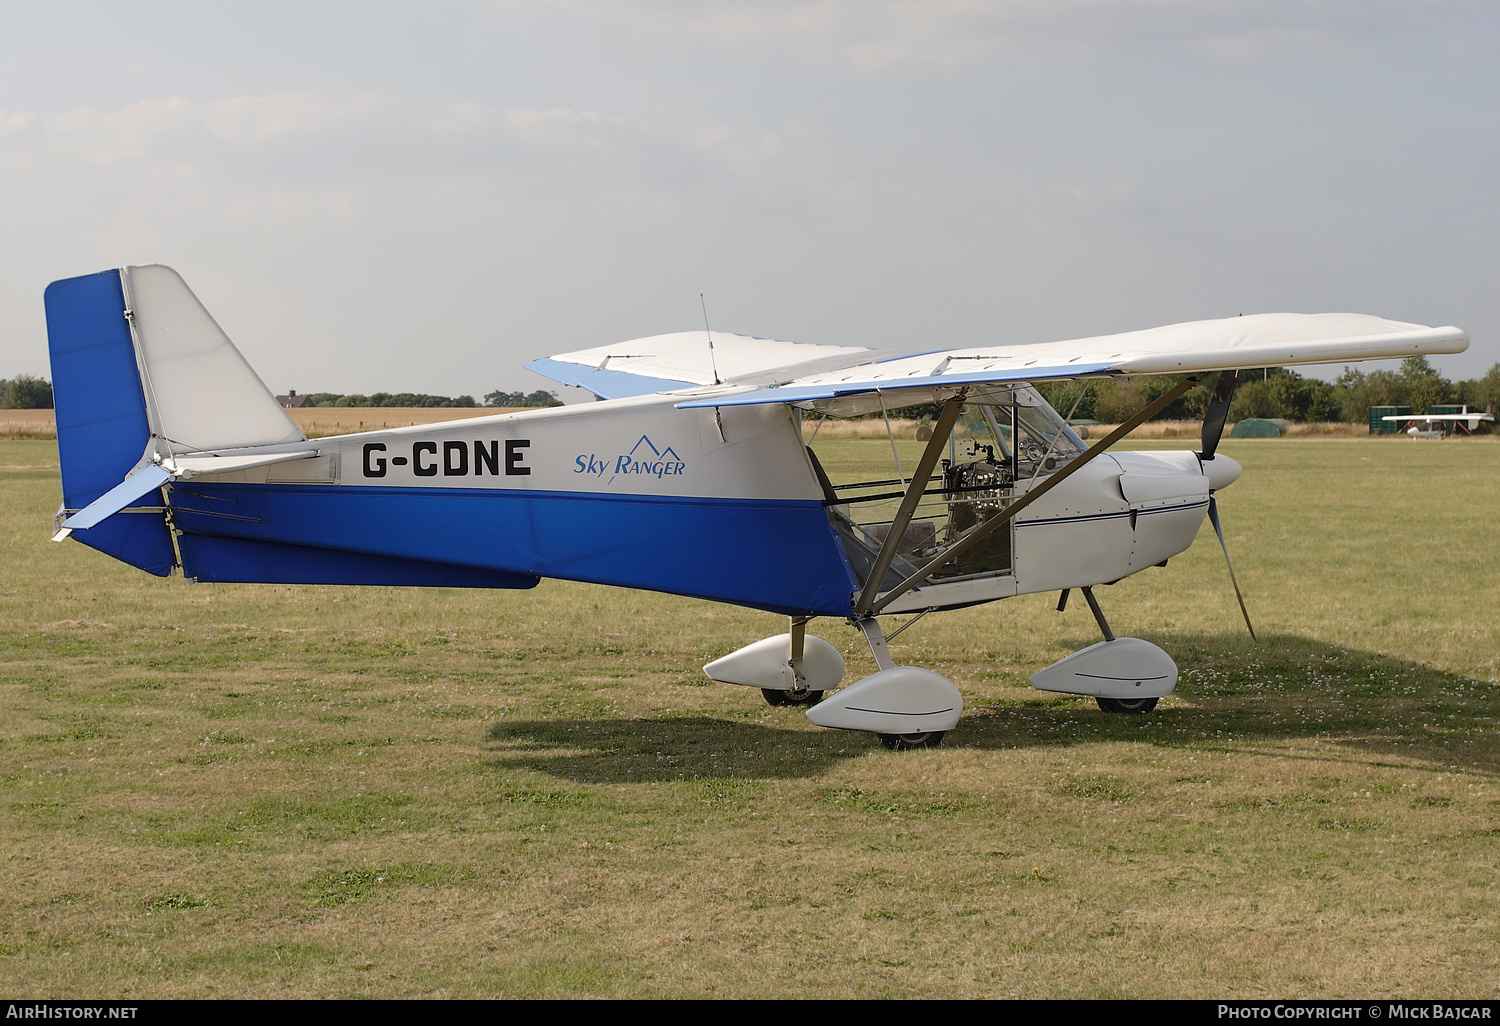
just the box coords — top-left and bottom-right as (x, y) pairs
(1029, 637), (1178, 699)
(704, 633), (845, 692)
(805, 667), (963, 734)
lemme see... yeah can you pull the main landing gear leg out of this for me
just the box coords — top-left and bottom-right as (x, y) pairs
(856, 616), (895, 672)
(1081, 586), (1114, 643)
(803, 620), (964, 747)
(1076, 587), (1159, 714)
(762, 616), (825, 707)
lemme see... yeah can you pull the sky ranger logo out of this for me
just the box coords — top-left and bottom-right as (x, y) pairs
(575, 435), (687, 485)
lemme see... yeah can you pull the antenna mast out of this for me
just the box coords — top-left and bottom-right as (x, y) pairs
(700, 293), (722, 386)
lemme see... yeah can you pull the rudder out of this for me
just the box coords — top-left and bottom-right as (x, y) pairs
(44, 269), (176, 575)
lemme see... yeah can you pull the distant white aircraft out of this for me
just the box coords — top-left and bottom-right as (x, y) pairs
(1382, 407), (1493, 438)
(44, 265), (1468, 748)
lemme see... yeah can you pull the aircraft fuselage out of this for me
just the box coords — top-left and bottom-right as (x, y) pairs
(166, 391), (1232, 619)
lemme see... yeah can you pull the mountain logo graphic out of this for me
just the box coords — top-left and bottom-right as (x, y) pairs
(628, 436), (680, 461)
(564, 434), (690, 486)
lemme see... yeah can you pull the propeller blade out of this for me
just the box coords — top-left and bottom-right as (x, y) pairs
(1200, 370), (1239, 461)
(1207, 494), (1256, 640)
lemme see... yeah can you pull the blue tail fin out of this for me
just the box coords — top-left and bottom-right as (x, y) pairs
(44, 269), (176, 575)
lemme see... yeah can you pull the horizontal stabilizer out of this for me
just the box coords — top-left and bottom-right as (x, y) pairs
(55, 446), (321, 539)
(165, 449), (319, 477)
(59, 464), (171, 532)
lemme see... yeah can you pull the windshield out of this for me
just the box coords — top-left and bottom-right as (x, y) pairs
(807, 383), (1085, 589)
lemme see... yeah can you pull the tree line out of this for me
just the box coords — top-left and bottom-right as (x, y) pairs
(0, 375), (53, 409)
(293, 389), (562, 408)
(9, 360), (1497, 423)
(0, 378), (562, 410)
(1034, 358), (1500, 425)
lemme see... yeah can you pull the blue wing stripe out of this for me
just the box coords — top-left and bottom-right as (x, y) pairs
(673, 362), (1120, 408)
(525, 358), (695, 399)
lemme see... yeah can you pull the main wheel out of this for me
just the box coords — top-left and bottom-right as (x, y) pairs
(878, 731), (946, 751)
(761, 688), (825, 707)
(1096, 696), (1159, 715)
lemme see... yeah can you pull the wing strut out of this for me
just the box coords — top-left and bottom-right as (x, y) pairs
(866, 374), (1205, 616)
(853, 394), (966, 616)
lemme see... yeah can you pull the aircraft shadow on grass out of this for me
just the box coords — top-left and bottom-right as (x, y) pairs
(484, 632), (1499, 786)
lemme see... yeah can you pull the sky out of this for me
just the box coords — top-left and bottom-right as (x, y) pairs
(1, 0), (1497, 399)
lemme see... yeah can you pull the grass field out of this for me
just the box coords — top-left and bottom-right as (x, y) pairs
(0, 407), (538, 442)
(2, 435), (1497, 998)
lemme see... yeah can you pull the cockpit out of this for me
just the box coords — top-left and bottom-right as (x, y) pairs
(804, 385), (1085, 594)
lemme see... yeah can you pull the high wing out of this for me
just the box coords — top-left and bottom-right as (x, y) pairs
(527, 312), (1467, 415)
(679, 312), (1467, 413)
(1383, 412), (1494, 422)
(525, 331), (882, 400)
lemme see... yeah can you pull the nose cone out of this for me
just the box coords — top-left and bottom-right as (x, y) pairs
(1201, 454), (1242, 491)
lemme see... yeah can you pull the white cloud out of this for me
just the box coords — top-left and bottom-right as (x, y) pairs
(0, 88), (878, 386)
(1, 2), (1494, 390)
(3, 92), (640, 188)
(0, 110), (36, 136)
(527, 0), (1494, 69)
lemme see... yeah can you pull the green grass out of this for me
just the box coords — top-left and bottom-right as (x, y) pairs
(1, 437), (1498, 997)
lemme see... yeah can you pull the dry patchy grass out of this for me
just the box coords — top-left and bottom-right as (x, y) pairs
(1, 437), (1498, 997)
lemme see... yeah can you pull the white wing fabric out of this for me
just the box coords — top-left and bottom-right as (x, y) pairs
(680, 312), (1467, 412)
(526, 311), (1467, 413)
(525, 331), (879, 399)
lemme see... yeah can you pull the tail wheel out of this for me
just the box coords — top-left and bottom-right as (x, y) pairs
(1096, 696), (1159, 715)
(878, 731), (946, 751)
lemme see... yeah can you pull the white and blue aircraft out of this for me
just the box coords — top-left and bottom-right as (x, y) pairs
(45, 265), (1468, 748)
(1382, 407), (1494, 438)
